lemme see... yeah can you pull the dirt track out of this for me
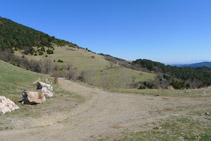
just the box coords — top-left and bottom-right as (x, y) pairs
(0, 78), (210, 141)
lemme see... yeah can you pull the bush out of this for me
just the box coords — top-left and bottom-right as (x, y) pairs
(138, 85), (146, 89)
(143, 81), (153, 89)
(47, 49), (54, 54)
(170, 80), (188, 89)
(41, 47), (45, 52)
(58, 59), (63, 63)
(39, 52), (43, 55)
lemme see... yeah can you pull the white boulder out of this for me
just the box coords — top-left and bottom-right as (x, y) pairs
(0, 96), (19, 114)
(33, 80), (53, 97)
(22, 91), (46, 104)
(42, 87), (54, 97)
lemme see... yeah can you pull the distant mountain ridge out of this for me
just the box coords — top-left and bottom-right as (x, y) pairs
(178, 62), (211, 68)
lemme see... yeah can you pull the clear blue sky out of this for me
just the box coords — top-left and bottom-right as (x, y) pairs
(1, 0), (211, 63)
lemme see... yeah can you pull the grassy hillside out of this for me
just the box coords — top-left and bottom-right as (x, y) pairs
(15, 45), (110, 71)
(0, 16), (156, 89)
(0, 60), (46, 96)
(0, 60), (85, 131)
(15, 46), (156, 89)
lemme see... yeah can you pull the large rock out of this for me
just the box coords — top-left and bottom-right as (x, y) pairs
(33, 80), (53, 97)
(0, 96), (19, 114)
(34, 81), (53, 91)
(22, 91), (46, 104)
(42, 87), (54, 97)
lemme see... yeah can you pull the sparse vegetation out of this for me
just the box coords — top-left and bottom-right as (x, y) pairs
(109, 88), (211, 97)
(57, 59), (63, 63)
(122, 109), (211, 141)
(13, 47), (156, 89)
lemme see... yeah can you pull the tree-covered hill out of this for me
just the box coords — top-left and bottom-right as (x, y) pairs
(0, 16), (78, 51)
(133, 59), (211, 88)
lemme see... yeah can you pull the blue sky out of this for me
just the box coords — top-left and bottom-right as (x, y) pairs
(1, 0), (211, 63)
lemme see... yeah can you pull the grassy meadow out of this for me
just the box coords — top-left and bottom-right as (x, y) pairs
(0, 60), (46, 96)
(15, 46), (157, 89)
(109, 88), (211, 97)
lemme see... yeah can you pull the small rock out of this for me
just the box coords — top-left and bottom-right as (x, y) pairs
(205, 112), (209, 115)
(33, 80), (54, 97)
(153, 126), (162, 130)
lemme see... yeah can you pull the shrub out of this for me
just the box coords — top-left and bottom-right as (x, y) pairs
(39, 52), (43, 55)
(138, 85), (146, 89)
(41, 47), (45, 52)
(47, 49), (54, 54)
(58, 59), (63, 63)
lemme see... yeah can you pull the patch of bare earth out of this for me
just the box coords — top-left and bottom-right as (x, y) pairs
(0, 78), (211, 141)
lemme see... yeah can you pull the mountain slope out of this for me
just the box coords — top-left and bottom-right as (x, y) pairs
(133, 59), (211, 88)
(180, 62), (211, 68)
(0, 60), (45, 96)
(0, 16), (156, 89)
(0, 16), (78, 50)
(14, 46), (156, 88)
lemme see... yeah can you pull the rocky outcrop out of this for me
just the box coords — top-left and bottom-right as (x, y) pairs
(22, 91), (46, 104)
(0, 96), (19, 114)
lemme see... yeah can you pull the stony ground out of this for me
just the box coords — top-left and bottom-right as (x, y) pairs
(0, 78), (211, 141)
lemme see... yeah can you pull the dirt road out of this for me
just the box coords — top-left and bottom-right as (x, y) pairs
(0, 78), (210, 141)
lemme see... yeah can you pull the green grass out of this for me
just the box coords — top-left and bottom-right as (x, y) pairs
(109, 88), (211, 97)
(0, 61), (86, 131)
(0, 60), (83, 114)
(83, 66), (156, 89)
(15, 46), (157, 89)
(15, 45), (111, 72)
(0, 60), (46, 96)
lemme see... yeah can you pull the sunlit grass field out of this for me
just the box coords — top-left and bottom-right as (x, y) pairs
(15, 46), (157, 89)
